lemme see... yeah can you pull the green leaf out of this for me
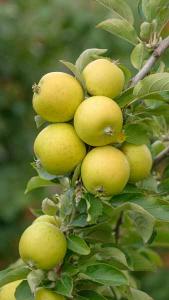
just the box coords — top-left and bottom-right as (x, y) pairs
(126, 250), (156, 271)
(76, 297), (87, 300)
(60, 60), (77, 75)
(137, 176), (158, 193)
(42, 198), (57, 216)
(140, 22), (152, 41)
(129, 287), (153, 300)
(123, 184), (142, 194)
(31, 162), (59, 180)
(76, 278), (101, 292)
(67, 235), (91, 255)
(141, 0), (167, 20)
(156, 61), (166, 73)
(80, 290), (107, 300)
(112, 194), (169, 222)
(133, 73), (169, 98)
(95, 0), (134, 24)
(82, 222), (114, 242)
(118, 64), (132, 86)
(145, 92), (169, 103)
(27, 269), (45, 293)
(85, 194), (103, 224)
(117, 74), (169, 107)
(25, 176), (56, 194)
(157, 6), (169, 33)
(102, 201), (116, 219)
(78, 254), (99, 272)
(82, 263), (128, 286)
(97, 18), (138, 45)
(55, 274), (73, 297)
(75, 48), (107, 73)
(60, 60), (85, 89)
(71, 214), (88, 228)
(124, 123), (149, 144)
(141, 0), (152, 21)
(121, 286), (153, 300)
(141, 0), (169, 32)
(162, 165), (169, 179)
(145, 103), (169, 120)
(151, 140), (166, 158)
(135, 199), (169, 222)
(59, 188), (74, 219)
(71, 163), (82, 187)
(0, 266), (30, 288)
(15, 281), (34, 300)
(62, 263), (79, 276)
(141, 248), (163, 267)
(98, 246), (130, 269)
(130, 43), (149, 70)
(116, 87), (135, 107)
(159, 178), (169, 193)
(128, 206), (155, 243)
(152, 226), (169, 247)
(34, 115), (46, 129)
(112, 202), (155, 243)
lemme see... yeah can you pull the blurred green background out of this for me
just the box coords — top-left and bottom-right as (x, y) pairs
(0, 1), (169, 299)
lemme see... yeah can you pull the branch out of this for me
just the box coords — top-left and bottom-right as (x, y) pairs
(129, 36), (169, 165)
(153, 146), (169, 166)
(131, 36), (169, 86)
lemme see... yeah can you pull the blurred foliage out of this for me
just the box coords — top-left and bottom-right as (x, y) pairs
(141, 268), (169, 300)
(0, 0), (169, 298)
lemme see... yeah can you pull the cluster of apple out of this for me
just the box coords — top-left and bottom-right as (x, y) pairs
(0, 58), (153, 300)
(33, 58), (152, 196)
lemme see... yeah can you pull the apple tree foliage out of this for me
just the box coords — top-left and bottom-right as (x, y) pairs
(1, 0), (169, 299)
